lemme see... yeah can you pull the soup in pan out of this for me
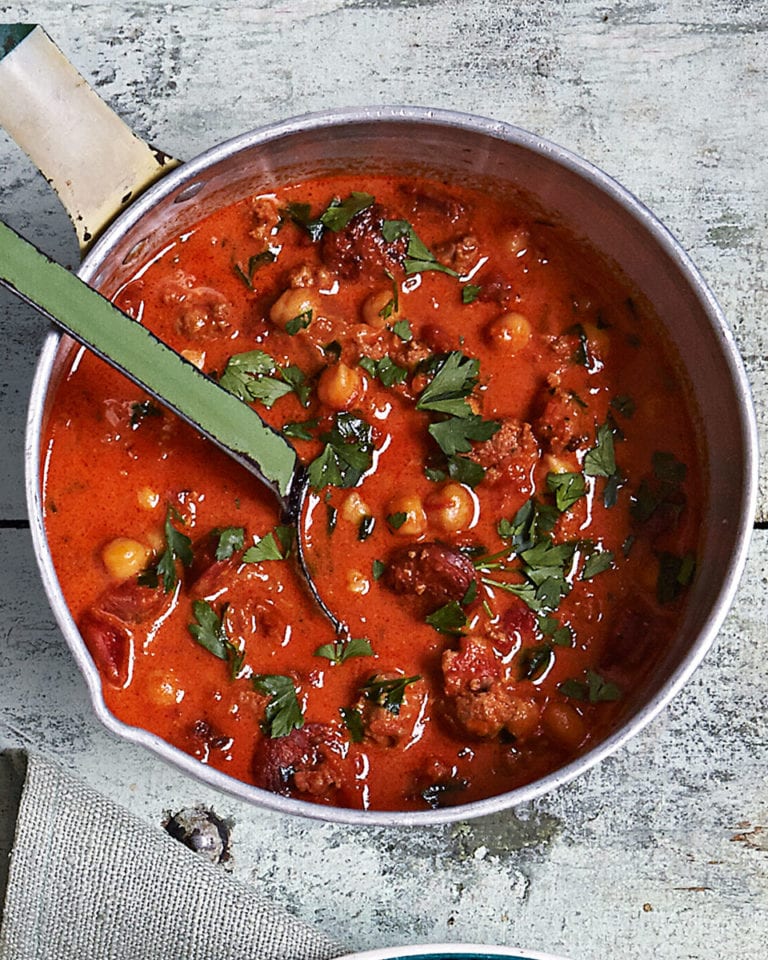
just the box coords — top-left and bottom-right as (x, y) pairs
(42, 175), (703, 811)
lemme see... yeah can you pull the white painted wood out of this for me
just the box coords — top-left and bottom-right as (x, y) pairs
(1, 3), (766, 958)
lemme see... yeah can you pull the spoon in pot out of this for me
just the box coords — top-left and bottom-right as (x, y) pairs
(0, 220), (344, 634)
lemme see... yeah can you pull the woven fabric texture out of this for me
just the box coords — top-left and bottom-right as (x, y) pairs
(0, 752), (346, 960)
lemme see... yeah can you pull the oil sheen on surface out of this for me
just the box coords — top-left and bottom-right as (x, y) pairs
(42, 175), (704, 812)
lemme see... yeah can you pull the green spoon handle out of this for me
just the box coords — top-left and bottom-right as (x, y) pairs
(0, 221), (298, 502)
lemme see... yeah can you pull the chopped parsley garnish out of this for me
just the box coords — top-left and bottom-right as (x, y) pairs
(386, 511), (408, 530)
(252, 674), (304, 738)
(538, 614), (573, 647)
(559, 669), (622, 704)
(280, 192), (374, 241)
(372, 559), (386, 580)
(583, 422), (616, 478)
(188, 599), (244, 680)
(361, 674), (421, 715)
(581, 545), (614, 580)
(129, 400), (162, 429)
(429, 414), (499, 457)
(340, 706), (365, 743)
(478, 500), (578, 613)
(381, 219), (460, 277)
(285, 309), (312, 336)
(282, 417), (319, 441)
(652, 451), (687, 484)
(359, 355), (408, 388)
(519, 643), (554, 681)
(315, 636), (374, 665)
(358, 515), (376, 541)
(421, 778), (469, 809)
(320, 192), (375, 231)
(307, 413), (374, 490)
(657, 551), (696, 604)
(233, 250), (276, 289)
(425, 600), (467, 635)
(462, 283), (482, 304)
(546, 471), (586, 512)
(416, 351), (480, 416)
(416, 351), (499, 485)
(138, 506), (193, 593)
(631, 450), (688, 525)
(215, 526), (245, 561)
(584, 421), (622, 508)
(219, 349), (310, 408)
(242, 525), (293, 562)
(391, 319), (412, 341)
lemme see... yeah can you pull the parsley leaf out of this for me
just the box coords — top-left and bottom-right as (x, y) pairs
(581, 546), (614, 580)
(416, 351), (480, 417)
(559, 669), (622, 703)
(498, 499), (558, 553)
(538, 614), (573, 647)
(429, 414), (500, 457)
(234, 250), (276, 289)
(657, 551), (696, 604)
(546, 471), (587, 512)
(285, 309), (312, 336)
(425, 600), (467, 635)
(386, 511), (408, 530)
(462, 284), (482, 304)
(219, 350), (310, 409)
(315, 636), (374, 665)
(372, 559), (386, 580)
(361, 674), (421, 715)
(188, 599), (228, 660)
(252, 674), (304, 738)
(139, 506), (193, 593)
(519, 642), (554, 681)
(215, 526), (245, 561)
(340, 707), (365, 743)
(243, 525), (293, 562)
(282, 417), (319, 441)
(320, 192), (375, 231)
(584, 422), (616, 478)
(307, 413), (374, 490)
(360, 355), (408, 388)
(391, 319), (412, 341)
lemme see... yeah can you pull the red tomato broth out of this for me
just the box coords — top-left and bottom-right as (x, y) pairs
(41, 174), (705, 811)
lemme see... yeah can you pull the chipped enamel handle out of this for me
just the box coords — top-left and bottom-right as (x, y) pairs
(0, 24), (179, 251)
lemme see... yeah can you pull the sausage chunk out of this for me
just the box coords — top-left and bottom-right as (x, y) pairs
(353, 672), (425, 748)
(252, 723), (344, 800)
(384, 542), (477, 607)
(321, 203), (407, 279)
(442, 635), (540, 740)
(470, 418), (540, 488)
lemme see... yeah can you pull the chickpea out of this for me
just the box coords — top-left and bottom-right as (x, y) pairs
(180, 347), (206, 370)
(269, 287), (318, 330)
(425, 482), (477, 533)
(542, 701), (587, 751)
(317, 362), (364, 410)
(361, 288), (398, 329)
(101, 537), (151, 581)
(503, 226), (531, 257)
(341, 491), (371, 525)
(145, 668), (185, 707)
(347, 569), (370, 595)
(137, 486), (160, 511)
(504, 697), (541, 742)
(542, 453), (575, 476)
(387, 493), (427, 537)
(486, 311), (531, 352)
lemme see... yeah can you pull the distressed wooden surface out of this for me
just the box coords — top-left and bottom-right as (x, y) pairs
(0, 3), (766, 959)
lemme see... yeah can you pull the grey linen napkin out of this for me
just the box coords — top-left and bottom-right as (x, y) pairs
(0, 751), (347, 960)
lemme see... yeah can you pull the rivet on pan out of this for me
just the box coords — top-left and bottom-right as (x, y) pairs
(174, 181), (207, 203)
(122, 237), (149, 266)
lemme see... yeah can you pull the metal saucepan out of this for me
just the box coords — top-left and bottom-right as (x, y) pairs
(1, 25), (758, 825)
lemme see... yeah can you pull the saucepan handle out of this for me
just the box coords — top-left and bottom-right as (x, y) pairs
(0, 24), (180, 251)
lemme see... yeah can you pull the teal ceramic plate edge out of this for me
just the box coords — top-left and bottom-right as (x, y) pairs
(335, 944), (571, 960)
